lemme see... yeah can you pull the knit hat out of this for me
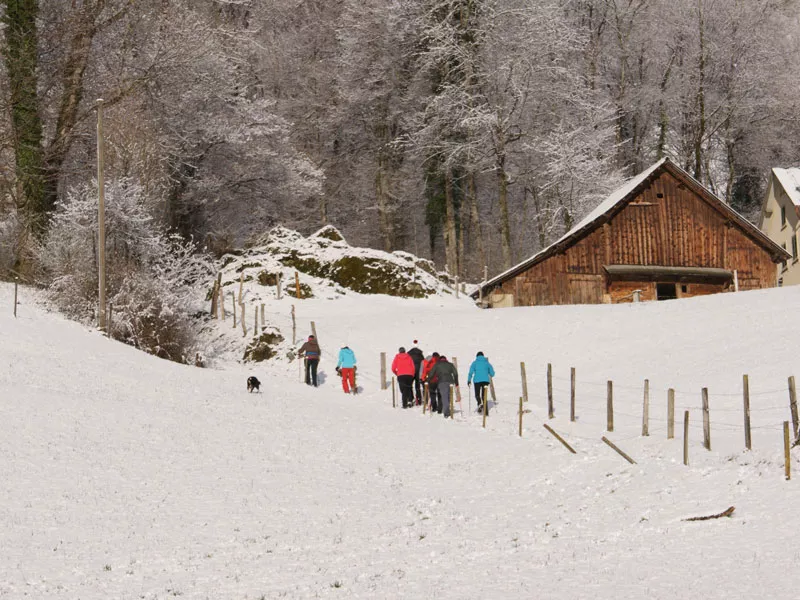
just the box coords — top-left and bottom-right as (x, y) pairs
(399, 347), (406, 353)
(476, 351), (484, 357)
(432, 352), (440, 358)
(308, 335), (315, 340)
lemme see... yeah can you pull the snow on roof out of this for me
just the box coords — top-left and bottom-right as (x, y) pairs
(772, 167), (800, 207)
(478, 158), (668, 292)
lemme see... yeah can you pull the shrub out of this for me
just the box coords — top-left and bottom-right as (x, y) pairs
(39, 179), (213, 362)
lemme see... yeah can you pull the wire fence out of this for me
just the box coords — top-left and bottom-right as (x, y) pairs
(211, 289), (798, 475)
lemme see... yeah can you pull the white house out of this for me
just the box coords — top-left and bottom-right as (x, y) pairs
(760, 168), (800, 286)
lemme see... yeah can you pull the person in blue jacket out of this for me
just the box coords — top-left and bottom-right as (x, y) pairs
(467, 351), (495, 415)
(336, 345), (358, 394)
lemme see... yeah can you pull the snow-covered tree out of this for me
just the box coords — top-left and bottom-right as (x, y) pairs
(39, 178), (212, 362)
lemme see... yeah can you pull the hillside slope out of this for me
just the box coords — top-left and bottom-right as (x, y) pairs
(2, 281), (800, 599)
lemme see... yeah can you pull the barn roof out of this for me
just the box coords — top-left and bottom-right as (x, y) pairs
(772, 167), (800, 208)
(473, 158), (789, 299)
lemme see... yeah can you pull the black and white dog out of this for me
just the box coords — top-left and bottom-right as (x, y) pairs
(247, 376), (261, 393)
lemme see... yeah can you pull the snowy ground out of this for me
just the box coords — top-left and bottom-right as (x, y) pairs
(2, 281), (800, 599)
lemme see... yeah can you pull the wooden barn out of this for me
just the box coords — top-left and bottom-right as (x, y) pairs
(474, 158), (789, 307)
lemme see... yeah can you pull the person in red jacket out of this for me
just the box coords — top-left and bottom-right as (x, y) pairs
(391, 347), (416, 408)
(421, 352), (440, 412)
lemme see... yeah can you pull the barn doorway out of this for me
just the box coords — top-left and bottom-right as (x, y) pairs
(656, 282), (677, 300)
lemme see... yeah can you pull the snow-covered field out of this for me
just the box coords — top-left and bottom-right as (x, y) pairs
(2, 280), (800, 599)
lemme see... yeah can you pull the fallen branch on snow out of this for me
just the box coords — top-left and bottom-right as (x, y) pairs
(682, 506), (735, 522)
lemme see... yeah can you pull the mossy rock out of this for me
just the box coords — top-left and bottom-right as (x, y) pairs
(330, 256), (433, 298)
(284, 282), (314, 298)
(235, 261), (263, 273)
(312, 225), (346, 243)
(221, 255), (239, 268)
(278, 252), (326, 278)
(257, 270), (280, 286)
(244, 330), (285, 362)
(414, 258), (439, 277)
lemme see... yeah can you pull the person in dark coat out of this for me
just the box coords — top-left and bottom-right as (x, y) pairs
(298, 335), (321, 387)
(407, 340), (424, 405)
(426, 355), (459, 418)
(391, 347), (416, 408)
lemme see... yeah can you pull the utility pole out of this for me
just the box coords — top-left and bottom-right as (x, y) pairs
(96, 99), (107, 332)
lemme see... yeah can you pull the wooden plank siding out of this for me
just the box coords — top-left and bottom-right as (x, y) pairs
(492, 170), (781, 306)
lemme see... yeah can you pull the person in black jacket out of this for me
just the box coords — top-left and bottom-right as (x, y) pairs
(407, 340), (424, 405)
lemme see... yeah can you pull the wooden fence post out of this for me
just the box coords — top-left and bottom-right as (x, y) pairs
(380, 352), (387, 390)
(668, 388), (675, 439)
(260, 304), (265, 328)
(607, 380), (614, 432)
(521, 362), (528, 403)
(311, 321), (318, 343)
(210, 279), (218, 317)
(702, 387), (710, 451)
(489, 376), (497, 403)
(518, 397), (524, 437)
(291, 305), (296, 345)
(683, 411), (689, 466)
(450, 385), (455, 420)
(789, 376), (798, 441)
(570, 367), (576, 422)
(601, 436), (636, 464)
(451, 358), (462, 407)
(240, 303), (247, 337)
(231, 292), (237, 328)
(277, 272), (282, 299)
(543, 424), (577, 454)
(784, 421), (792, 480)
(642, 379), (650, 437)
(218, 282), (225, 320)
(482, 394), (488, 429)
(743, 374), (752, 451)
(254, 305), (258, 333)
(295, 271), (302, 299)
(392, 376), (396, 408)
(216, 272), (222, 313)
(238, 272), (244, 304)
(547, 363), (554, 419)
(107, 303), (113, 338)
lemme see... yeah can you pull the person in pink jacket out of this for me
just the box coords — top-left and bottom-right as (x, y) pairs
(391, 347), (416, 408)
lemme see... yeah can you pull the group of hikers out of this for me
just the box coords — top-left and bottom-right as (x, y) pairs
(391, 341), (495, 417)
(296, 336), (496, 417)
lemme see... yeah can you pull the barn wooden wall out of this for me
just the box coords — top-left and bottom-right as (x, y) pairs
(495, 171), (779, 306)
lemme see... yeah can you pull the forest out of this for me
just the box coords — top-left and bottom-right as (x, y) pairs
(1, 1), (799, 353)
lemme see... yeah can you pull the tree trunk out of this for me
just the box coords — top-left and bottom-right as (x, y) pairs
(494, 131), (512, 269)
(443, 167), (459, 275)
(43, 1), (105, 216)
(694, 0), (706, 181)
(467, 172), (485, 279)
(375, 146), (394, 252)
(656, 51), (675, 159)
(2, 0), (46, 235)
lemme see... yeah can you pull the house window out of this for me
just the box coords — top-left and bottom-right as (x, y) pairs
(782, 205), (787, 227)
(782, 243), (788, 270)
(793, 235), (798, 261)
(656, 283), (677, 300)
